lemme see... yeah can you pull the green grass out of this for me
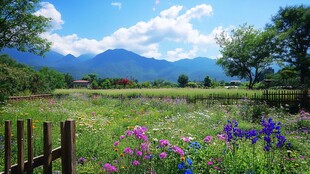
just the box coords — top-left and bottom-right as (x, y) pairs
(0, 93), (309, 173)
(54, 88), (263, 98)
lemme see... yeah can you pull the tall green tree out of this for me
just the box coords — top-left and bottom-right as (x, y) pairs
(177, 74), (188, 88)
(216, 24), (275, 89)
(203, 75), (212, 88)
(267, 5), (310, 86)
(0, 0), (51, 56)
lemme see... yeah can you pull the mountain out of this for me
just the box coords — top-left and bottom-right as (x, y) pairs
(1, 48), (234, 82)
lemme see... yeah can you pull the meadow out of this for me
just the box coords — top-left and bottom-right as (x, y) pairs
(0, 89), (309, 173)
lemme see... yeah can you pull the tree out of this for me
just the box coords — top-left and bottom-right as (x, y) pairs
(177, 74), (188, 88)
(0, 0), (51, 56)
(203, 75), (212, 88)
(267, 5), (310, 86)
(215, 24), (275, 89)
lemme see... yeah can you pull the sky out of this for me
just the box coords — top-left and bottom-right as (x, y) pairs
(35, 0), (309, 61)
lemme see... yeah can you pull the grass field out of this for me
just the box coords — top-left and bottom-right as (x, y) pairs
(54, 88), (263, 98)
(0, 90), (309, 173)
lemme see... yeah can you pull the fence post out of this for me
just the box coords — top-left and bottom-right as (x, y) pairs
(27, 118), (34, 174)
(61, 120), (76, 174)
(4, 121), (12, 174)
(17, 119), (25, 174)
(43, 122), (52, 174)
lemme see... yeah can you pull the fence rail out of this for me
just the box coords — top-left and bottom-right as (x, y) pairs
(8, 94), (53, 101)
(1, 119), (76, 174)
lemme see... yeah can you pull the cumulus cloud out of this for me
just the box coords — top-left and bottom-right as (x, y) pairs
(34, 2), (64, 31)
(111, 2), (122, 9)
(39, 2), (229, 60)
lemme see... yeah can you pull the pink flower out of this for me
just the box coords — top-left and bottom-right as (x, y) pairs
(136, 151), (143, 156)
(208, 161), (213, 165)
(172, 145), (184, 156)
(204, 135), (212, 143)
(120, 135), (126, 140)
(132, 160), (140, 166)
(91, 112), (95, 116)
(126, 130), (133, 136)
(140, 142), (150, 152)
(159, 139), (170, 147)
(103, 163), (117, 173)
(181, 136), (191, 143)
(217, 133), (227, 141)
(159, 152), (167, 159)
(124, 147), (133, 155)
(113, 141), (119, 146)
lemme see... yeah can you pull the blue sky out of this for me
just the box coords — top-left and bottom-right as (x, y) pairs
(36, 0), (309, 61)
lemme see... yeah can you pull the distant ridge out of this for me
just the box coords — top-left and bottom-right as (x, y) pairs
(1, 48), (234, 82)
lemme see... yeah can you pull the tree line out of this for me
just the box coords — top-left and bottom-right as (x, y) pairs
(0, 1), (309, 91)
(0, 55), (73, 103)
(216, 5), (310, 89)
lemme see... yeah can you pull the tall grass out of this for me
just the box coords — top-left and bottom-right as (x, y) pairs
(54, 88), (263, 98)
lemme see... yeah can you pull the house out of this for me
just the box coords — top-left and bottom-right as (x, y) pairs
(73, 80), (90, 88)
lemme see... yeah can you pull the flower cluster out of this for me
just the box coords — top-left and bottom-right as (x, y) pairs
(259, 118), (286, 151)
(103, 163), (117, 173)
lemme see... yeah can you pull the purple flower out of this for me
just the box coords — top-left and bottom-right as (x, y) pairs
(172, 145), (184, 156)
(113, 141), (119, 147)
(124, 147), (133, 155)
(208, 161), (213, 165)
(132, 160), (140, 166)
(78, 157), (86, 165)
(204, 135), (212, 143)
(159, 139), (170, 147)
(125, 130), (133, 136)
(159, 152), (167, 159)
(136, 151), (143, 156)
(140, 142), (149, 152)
(120, 135), (126, 140)
(103, 163), (117, 173)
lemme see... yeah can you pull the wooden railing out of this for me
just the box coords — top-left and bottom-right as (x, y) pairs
(1, 119), (76, 174)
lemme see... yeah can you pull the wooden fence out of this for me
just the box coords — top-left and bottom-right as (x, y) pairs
(190, 90), (309, 111)
(8, 94), (53, 102)
(262, 90), (310, 110)
(1, 119), (76, 174)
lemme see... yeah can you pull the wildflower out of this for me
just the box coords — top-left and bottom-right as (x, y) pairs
(132, 160), (140, 166)
(103, 163), (117, 173)
(120, 153), (124, 157)
(207, 161), (213, 165)
(78, 157), (86, 165)
(178, 162), (185, 169)
(172, 145), (184, 156)
(181, 136), (191, 143)
(186, 158), (193, 166)
(217, 133), (227, 141)
(114, 148), (118, 152)
(189, 141), (201, 149)
(213, 166), (220, 170)
(125, 130), (133, 136)
(120, 135), (126, 140)
(113, 141), (119, 147)
(91, 112), (95, 116)
(180, 156), (185, 161)
(159, 139), (170, 147)
(184, 169), (193, 174)
(124, 147), (133, 155)
(140, 142), (150, 152)
(159, 152), (167, 159)
(204, 135), (212, 143)
(136, 151), (143, 156)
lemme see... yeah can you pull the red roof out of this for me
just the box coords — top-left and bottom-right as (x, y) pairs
(73, 80), (90, 83)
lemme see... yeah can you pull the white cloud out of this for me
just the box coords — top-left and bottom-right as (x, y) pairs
(111, 2), (122, 9)
(39, 3), (230, 60)
(34, 2), (64, 31)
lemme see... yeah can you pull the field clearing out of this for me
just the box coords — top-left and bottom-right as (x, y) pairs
(54, 88), (263, 98)
(0, 93), (309, 173)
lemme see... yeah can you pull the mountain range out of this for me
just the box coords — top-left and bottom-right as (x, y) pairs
(1, 48), (234, 82)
